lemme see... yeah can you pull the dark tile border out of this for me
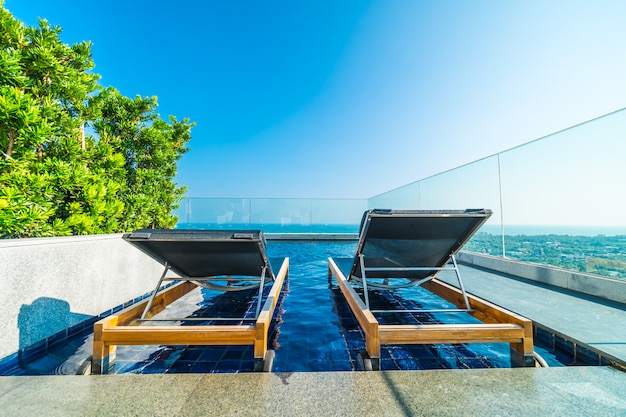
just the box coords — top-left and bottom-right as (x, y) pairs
(533, 324), (624, 368)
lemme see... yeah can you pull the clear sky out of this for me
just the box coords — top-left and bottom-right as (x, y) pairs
(6, 0), (626, 198)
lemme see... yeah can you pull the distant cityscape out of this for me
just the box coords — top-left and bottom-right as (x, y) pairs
(465, 232), (626, 279)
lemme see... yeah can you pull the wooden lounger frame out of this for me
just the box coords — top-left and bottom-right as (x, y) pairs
(328, 258), (534, 370)
(92, 258), (289, 374)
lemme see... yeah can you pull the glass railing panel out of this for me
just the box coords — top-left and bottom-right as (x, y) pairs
(418, 156), (503, 256)
(311, 199), (367, 233)
(499, 111), (626, 234)
(368, 181), (420, 209)
(419, 156), (501, 213)
(498, 109), (626, 276)
(175, 198), (252, 229)
(171, 201), (189, 226)
(175, 198), (367, 233)
(248, 198), (313, 232)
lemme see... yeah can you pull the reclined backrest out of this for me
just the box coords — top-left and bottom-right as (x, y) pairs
(350, 209), (492, 280)
(123, 229), (273, 279)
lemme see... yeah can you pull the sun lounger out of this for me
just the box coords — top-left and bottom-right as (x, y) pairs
(328, 209), (534, 370)
(92, 229), (289, 374)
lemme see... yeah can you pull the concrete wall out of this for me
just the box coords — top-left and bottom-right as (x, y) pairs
(458, 251), (626, 305)
(0, 234), (170, 359)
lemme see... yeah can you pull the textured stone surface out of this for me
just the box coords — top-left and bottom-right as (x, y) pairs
(0, 367), (625, 416)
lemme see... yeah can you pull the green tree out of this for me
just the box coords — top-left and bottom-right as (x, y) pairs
(92, 88), (192, 230)
(0, 4), (192, 237)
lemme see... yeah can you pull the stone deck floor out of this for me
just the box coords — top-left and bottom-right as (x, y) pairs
(1, 367), (625, 416)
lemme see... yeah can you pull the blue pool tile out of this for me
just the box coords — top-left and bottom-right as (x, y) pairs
(156, 347), (184, 362)
(418, 357), (448, 370)
(47, 341), (83, 360)
(576, 344), (601, 365)
(0, 353), (20, 375)
(46, 329), (68, 349)
(199, 348), (225, 361)
(239, 359), (255, 371)
(306, 359), (332, 372)
(180, 347), (204, 361)
(20, 339), (47, 363)
(222, 349), (245, 361)
(99, 310), (112, 320)
(345, 338), (364, 351)
(119, 361), (151, 374)
(84, 316), (100, 327)
(394, 358), (420, 370)
(140, 362), (170, 374)
(190, 361), (217, 373)
(67, 322), (86, 339)
(456, 357), (486, 369)
(24, 354), (65, 374)
(328, 348), (350, 362)
(214, 360), (242, 372)
(535, 327), (554, 346)
(380, 348), (393, 360)
(389, 347), (413, 360)
(329, 360), (354, 371)
(166, 361), (194, 373)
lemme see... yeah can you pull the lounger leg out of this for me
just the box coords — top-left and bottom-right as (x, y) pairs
(359, 258), (379, 370)
(253, 334), (272, 372)
(359, 255), (371, 310)
(253, 357), (264, 372)
(451, 255), (471, 311)
(253, 350), (275, 372)
(358, 350), (380, 371)
(141, 263), (170, 319)
(254, 266), (267, 317)
(92, 344), (116, 375)
(510, 321), (535, 367)
(92, 322), (116, 374)
(510, 344), (535, 367)
(364, 319), (380, 371)
(254, 315), (268, 372)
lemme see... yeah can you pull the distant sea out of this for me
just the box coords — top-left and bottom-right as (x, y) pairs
(175, 223), (626, 237)
(174, 223), (361, 234)
(480, 224), (626, 237)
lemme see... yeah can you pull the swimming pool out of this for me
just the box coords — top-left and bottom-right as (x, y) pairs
(2, 240), (575, 375)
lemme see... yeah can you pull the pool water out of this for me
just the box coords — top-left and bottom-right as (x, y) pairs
(3, 241), (574, 375)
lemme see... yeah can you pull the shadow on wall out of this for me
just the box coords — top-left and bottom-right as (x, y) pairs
(18, 297), (93, 348)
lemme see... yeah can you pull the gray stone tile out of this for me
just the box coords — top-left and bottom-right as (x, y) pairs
(181, 372), (394, 417)
(0, 376), (30, 401)
(0, 374), (201, 417)
(1, 368), (625, 416)
(539, 367), (626, 416)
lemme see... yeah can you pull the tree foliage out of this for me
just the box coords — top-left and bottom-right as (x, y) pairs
(0, 4), (193, 237)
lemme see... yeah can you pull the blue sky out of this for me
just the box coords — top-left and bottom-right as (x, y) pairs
(6, 0), (626, 198)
